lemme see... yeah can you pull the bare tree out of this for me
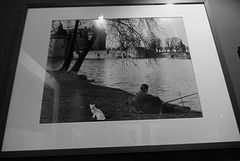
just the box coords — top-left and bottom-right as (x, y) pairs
(70, 24), (100, 72)
(59, 20), (79, 71)
(165, 37), (182, 52)
(50, 17), (164, 73)
(165, 38), (173, 52)
(106, 18), (163, 54)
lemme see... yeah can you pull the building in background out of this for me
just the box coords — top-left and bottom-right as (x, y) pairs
(48, 23), (107, 58)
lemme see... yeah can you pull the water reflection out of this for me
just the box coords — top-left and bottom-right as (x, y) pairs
(47, 58), (201, 111)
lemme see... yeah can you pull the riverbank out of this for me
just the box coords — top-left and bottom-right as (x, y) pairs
(40, 70), (202, 123)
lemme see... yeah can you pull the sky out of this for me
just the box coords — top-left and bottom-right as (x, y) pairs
(158, 17), (189, 46)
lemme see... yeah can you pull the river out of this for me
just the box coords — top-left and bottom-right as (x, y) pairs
(47, 57), (202, 112)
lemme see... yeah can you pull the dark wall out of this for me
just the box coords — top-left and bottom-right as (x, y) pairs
(207, 0), (240, 113)
(0, 0), (240, 160)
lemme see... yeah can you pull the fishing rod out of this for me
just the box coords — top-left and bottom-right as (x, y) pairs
(164, 92), (198, 104)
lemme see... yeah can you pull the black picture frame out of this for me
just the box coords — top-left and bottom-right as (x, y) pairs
(1, 0), (240, 158)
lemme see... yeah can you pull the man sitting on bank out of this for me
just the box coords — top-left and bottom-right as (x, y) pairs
(126, 84), (163, 114)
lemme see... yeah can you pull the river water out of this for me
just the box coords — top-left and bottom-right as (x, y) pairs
(47, 57), (202, 112)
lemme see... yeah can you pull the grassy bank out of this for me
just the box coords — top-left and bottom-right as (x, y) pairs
(40, 70), (202, 123)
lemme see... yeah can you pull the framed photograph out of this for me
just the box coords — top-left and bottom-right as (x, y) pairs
(1, 0), (240, 157)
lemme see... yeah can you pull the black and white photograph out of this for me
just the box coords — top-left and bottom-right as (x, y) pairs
(40, 16), (203, 123)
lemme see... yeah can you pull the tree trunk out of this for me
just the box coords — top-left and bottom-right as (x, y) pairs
(70, 29), (98, 72)
(59, 20), (79, 71)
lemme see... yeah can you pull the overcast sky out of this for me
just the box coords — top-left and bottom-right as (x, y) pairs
(158, 17), (189, 46)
